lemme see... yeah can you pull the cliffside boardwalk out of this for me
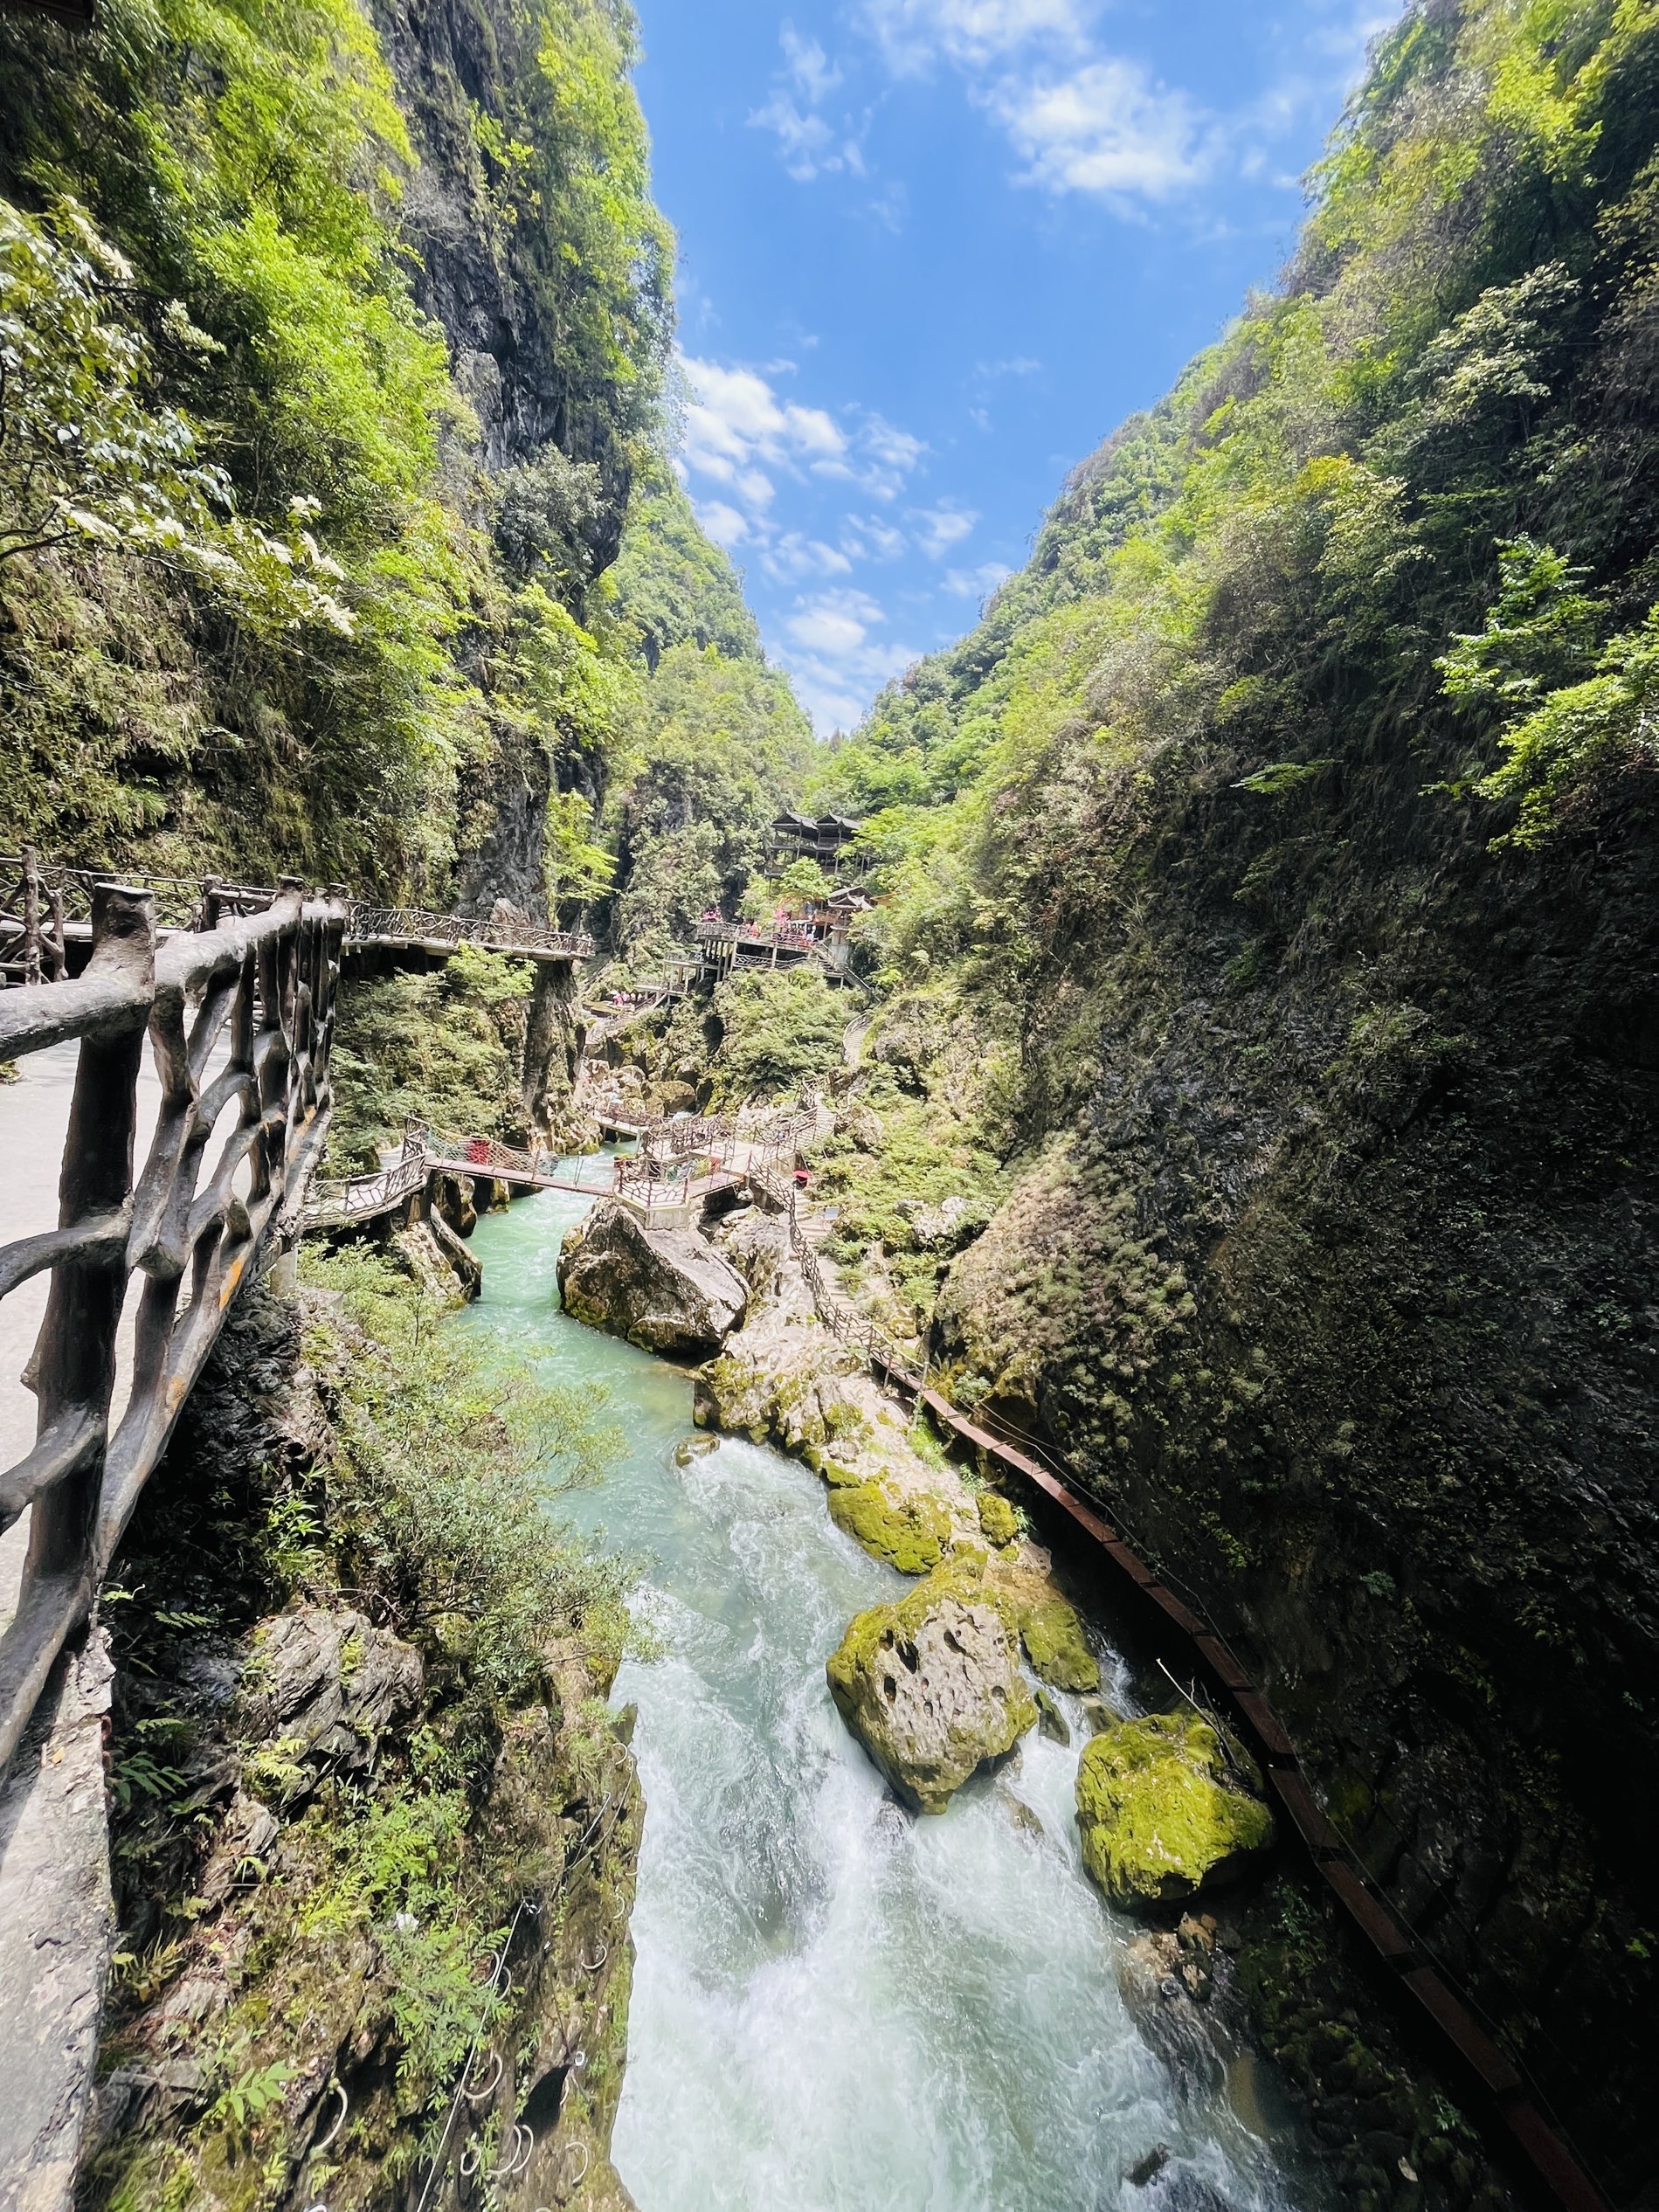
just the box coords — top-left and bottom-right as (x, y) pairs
(0, 860), (595, 2209)
(0, 850), (594, 980)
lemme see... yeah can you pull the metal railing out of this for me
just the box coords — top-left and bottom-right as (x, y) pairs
(0, 881), (345, 1775)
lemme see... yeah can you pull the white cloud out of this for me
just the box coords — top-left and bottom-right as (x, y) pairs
(778, 587), (918, 732)
(944, 559), (1013, 598)
(763, 532), (854, 582)
(750, 21), (866, 181)
(840, 515), (909, 562)
(695, 501), (750, 550)
(786, 586), (885, 656)
(816, 413), (928, 499)
(909, 501), (978, 557)
(994, 59), (1207, 197)
(780, 22), (841, 101)
(681, 356), (847, 520)
(862, 0), (1092, 73)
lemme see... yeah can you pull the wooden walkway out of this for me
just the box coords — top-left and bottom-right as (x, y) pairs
(304, 1110), (803, 1229)
(0, 851), (591, 982)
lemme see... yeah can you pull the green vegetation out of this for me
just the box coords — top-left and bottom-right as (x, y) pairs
(303, 1245), (632, 1698)
(93, 1255), (636, 2209)
(705, 967), (845, 1104)
(326, 945), (535, 1167)
(0, 0), (682, 892)
(596, 472), (811, 969)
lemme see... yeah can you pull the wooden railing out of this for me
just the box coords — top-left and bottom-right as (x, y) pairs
(0, 882), (345, 1776)
(347, 905), (591, 959)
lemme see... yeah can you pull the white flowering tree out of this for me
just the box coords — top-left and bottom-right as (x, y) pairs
(0, 196), (353, 636)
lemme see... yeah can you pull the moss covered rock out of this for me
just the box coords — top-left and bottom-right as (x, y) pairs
(977, 1490), (1019, 1548)
(1075, 1711), (1274, 1911)
(826, 1554), (1037, 1812)
(827, 1480), (951, 1573)
(1020, 1598), (1100, 1692)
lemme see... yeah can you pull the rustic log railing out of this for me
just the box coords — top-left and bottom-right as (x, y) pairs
(0, 881), (345, 1776)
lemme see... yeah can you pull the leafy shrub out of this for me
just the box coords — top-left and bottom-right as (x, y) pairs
(301, 1243), (631, 1701)
(707, 967), (846, 1104)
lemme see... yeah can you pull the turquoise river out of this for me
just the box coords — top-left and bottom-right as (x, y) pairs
(459, 1185), (1329, 2212)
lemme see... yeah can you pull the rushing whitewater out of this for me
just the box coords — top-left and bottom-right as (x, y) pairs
(462, 1188), (1324, 2212)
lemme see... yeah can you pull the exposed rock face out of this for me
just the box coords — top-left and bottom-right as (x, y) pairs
(524, 962), (595, 1147)
(826, 1556), (1038, 1814)
(559, 1199), (747, 1354)
(239, 1607), (424, 1792)
(391, 1213), (480, 1305)
(432, 1172), (478, 1238)
(1075, 1711), (1274, 1912)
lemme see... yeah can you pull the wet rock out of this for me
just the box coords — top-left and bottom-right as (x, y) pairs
(558, 1199), (747, 1355)
(1001, 1788), (1046, 1839)
(1019, 1597), (1101, 1692)
(1075, 1711), (1274, 1912)
(674, 1433), (720, 1466)
(826, 1554), (1039, 1813)
(1033, 1683), (1072, 1745)
(1127, 2144), (1172, 2187)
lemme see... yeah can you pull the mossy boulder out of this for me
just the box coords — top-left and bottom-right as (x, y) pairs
(1075, 1711), (1274, 1911)
(827, 1480), (951, 1573)
(977, 1490), (1019, 1548)
(827, 1555), (1038, 1813)
(1019, 1598), (1100, 1692)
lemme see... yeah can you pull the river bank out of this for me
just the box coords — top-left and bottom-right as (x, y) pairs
(462, 1183), (1512, 2212)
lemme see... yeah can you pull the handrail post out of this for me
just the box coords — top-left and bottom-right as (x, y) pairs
(21, 844), (42, 987)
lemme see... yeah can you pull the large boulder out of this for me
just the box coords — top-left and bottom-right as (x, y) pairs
(1075, 1711), (1274, 1912)
(559, 1199), (747, 1355)
(826, 1555), (1038, 1813)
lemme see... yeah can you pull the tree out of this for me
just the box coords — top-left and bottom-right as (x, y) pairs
(0, 197), (351, 633)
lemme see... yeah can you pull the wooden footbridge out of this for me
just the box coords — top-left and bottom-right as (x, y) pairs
(308, 1103), (821, 1229)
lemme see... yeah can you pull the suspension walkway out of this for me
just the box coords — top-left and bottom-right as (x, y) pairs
(307, 1103), (826, 1231)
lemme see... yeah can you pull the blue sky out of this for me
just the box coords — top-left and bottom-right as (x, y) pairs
(630, 0), (1399, 731)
